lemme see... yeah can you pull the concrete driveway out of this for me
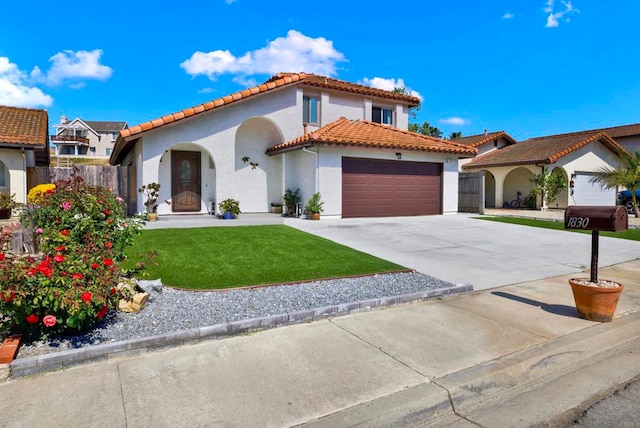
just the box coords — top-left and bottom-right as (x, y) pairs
(288, 214), (640, 290)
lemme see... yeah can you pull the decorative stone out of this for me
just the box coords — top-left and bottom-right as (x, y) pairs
(137, 278), (163, 298)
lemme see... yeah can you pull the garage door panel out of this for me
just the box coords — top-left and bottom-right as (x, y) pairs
(342, 157), (442, 218)
(573, 172), (616, 206)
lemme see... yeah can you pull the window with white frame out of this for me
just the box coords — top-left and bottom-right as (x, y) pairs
(303, 95), (319, 124)
(372, 106), (393, 125)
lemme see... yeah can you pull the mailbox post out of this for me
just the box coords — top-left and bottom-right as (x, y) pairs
(564, 206), (628, 282)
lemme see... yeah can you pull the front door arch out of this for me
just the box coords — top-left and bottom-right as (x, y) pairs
(171, 150), (201, 212)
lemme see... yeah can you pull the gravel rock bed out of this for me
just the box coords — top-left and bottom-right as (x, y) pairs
(16, 272), (454, 359)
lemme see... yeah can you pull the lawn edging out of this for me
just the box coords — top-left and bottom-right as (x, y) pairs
(8, 283), (472, 379)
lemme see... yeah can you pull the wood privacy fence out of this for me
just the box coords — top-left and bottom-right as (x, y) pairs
(458, 171), (485, 213)
(27, 165), (138, 216)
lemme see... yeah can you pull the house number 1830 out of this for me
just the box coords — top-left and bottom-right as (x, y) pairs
(567, 216), (590, 229)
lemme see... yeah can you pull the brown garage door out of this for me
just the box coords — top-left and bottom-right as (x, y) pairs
(342, 157), (442, 218)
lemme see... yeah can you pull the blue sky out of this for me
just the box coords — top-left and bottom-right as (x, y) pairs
(1, 0), (638, 141)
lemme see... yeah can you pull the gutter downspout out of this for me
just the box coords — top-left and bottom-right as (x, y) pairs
(302, 147), (319, 193)
(21, 148), (27, 203)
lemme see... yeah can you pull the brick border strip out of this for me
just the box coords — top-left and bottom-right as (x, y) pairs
(9, 284), (472, 379)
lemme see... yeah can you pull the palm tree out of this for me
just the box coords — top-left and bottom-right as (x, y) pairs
(590, 150), (640, 217)
(449, 131), (462, 140)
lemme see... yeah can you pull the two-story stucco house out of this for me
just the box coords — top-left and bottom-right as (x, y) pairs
(52, 117), (127, 157)
(110, 72), (476, 218)
(0, 105), (50, 204)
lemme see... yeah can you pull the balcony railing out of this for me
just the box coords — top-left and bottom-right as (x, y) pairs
(51, 135), (90, 145)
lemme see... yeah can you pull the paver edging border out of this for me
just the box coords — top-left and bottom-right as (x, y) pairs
(8, 284), (472, 379)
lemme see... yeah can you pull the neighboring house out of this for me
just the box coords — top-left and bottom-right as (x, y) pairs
(587, 123), (640, 154)
(110, 72), (476, 217)
(453, 131), (517, 171)
(463, 130), (628, 209)
(52, 116), (127, 157)
(0, 105), (50, 204)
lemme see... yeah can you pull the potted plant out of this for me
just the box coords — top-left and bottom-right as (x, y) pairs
(283, 188), (301, 217)
(270, 202), (283, 214)
(305, 192), (324, 220)
(219, 198), (240, 219)
(568, 278), (623, 322)
(138, 183), (161, 221)
(0, 192), (17, 219)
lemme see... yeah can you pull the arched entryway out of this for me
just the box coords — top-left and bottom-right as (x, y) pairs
(484, 170), (496, 208)
(234, 118), (283, 212)
(503, 167), (535, 207)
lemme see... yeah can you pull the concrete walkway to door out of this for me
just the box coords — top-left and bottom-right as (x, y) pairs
(288, 214), (640, 291)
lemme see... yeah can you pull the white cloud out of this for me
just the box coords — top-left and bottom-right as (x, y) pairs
(503, 12), (514, 19)
(439, 117), (468, 126)
(0, 57), (53, 108)
(42, 49), (113, 85)
(180, 30), (346, 81)
(360, 77), (423, 101)
(197, 87), (217, 94)
(545, 1), (578, 28)
(225, 0), (237, 3)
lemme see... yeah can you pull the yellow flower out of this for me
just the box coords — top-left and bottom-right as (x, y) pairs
(27, 183), (56, 204)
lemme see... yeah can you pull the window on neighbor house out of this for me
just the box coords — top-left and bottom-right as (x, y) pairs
(372, 106), (393, 125)
(0, 161), (6, 188)
(90, 147), (96, 155)
(303, 95), (319, 124)
(106, 148), (112, 156)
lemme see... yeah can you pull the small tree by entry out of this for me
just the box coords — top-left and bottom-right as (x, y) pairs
(530, 170), (567, 208)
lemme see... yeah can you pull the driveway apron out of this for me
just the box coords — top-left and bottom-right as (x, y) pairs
(287, 214), (640, 290)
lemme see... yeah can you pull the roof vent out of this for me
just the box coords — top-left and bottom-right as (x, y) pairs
(484, 129), (488, 135)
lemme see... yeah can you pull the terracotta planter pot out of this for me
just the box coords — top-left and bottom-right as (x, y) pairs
(568, 278), (623, 322)
(148, 212), (158, 222)
(0, 208), (11, 219)
(310, 212), (320, 220)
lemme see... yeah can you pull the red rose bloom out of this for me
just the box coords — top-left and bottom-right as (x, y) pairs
(53, 254), (65, 263)
(110, 287), (117, 295)
(26, 314), (39, 324)
(107, 219), (112, 224)
(96, 305), (108, 319)
(1, 292), (15, 302)
(103, 258), (113, 266)
(81, 292), (92, 302)
(72, 273), (83, 280)
(104, 209), (110, 216)
(54, 246), (66, 252)
(105, 241), (113, 248)
(41, 267), (54, 277)
(61, 229), (70, 236)
(43, 315), (57, 327)
(91, 263), (99, 269)
(0, 253), (4, 261)
(46, 188), (53, 194)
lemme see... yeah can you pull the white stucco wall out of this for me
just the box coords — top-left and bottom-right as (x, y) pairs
(615, 135), (640, 154)
(0, 149), (27, 204)
(287, 147), (459, 217)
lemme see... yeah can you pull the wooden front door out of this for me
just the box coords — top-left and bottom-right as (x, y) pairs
(171, 151), (201, 212)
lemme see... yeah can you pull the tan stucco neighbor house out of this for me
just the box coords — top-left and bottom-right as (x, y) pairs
(52, 117), (127, 158)
(0, 105), (50, 204)
(110, 72), (476, 218)
(463, 130), (629, 209)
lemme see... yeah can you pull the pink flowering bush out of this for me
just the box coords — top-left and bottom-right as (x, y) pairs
(0, 169), (145, 339)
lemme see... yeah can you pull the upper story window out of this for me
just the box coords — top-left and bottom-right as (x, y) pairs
(303, 95), (319, 125)
(372, 106), (393, 125)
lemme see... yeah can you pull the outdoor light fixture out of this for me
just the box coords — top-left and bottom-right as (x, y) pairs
(396, 152), (402, 159)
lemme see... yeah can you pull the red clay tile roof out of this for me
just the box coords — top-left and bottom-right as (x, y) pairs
(463, 132), (628, 169)
(0, 105), (49, 147)
(580, 123), (640, 139)
(452, 131), (517, 148)
(266, 118), (477, 156)
(266, 72), (421, 105)
(111, 72), (422, 164)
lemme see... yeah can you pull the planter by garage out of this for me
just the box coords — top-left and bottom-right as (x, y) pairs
(568, 278), (623, 322)
(309, 212), (320, 220)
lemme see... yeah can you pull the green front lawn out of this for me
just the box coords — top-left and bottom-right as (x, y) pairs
(474, 216), (640, 241)
(123, 225), (405, 289)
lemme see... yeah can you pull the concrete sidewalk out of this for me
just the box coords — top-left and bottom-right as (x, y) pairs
(1, 260), (638, 427)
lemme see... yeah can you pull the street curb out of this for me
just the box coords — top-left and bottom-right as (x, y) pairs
(8, 284), (472, 379)
(301, 310), (640, 427)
